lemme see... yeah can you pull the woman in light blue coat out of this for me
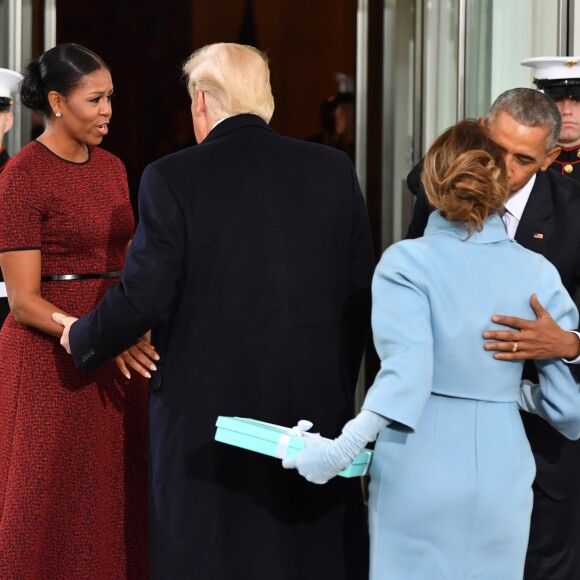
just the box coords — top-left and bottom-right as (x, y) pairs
(284, 120), (580, 579)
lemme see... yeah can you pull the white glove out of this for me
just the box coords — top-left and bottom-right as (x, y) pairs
(282, 410), (388, 484)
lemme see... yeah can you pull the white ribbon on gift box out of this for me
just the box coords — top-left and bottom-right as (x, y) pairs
(231, 417), (315, 459)
(275, 419), (313, 459)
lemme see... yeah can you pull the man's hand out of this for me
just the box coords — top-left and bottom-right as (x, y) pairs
(52, 312), (78, 354)
(483, 294), (580, 361)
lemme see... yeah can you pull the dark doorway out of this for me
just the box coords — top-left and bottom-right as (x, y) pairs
(55, 0), (357, 206)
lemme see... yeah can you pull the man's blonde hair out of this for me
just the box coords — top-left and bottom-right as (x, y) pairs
(183, 43), (274, 123)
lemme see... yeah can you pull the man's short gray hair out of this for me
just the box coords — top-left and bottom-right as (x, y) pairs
(486, 88), (561, 151)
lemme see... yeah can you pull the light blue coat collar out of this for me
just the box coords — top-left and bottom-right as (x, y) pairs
(424, 210), (511, 244)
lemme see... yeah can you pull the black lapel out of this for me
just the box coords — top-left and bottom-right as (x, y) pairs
(514, 171), (555, 253)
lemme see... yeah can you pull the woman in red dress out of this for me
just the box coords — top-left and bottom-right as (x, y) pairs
(0, 44), (153, 578)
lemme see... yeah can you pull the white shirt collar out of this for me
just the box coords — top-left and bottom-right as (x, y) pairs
(505, 173), (536, 222)
(211, 118), (227, 130)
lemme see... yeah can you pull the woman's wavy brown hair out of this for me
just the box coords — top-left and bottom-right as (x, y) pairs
(421, 119), (509, 236)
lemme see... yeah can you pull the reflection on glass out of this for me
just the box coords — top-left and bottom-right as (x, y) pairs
(423, 0), (459, 148)
(466, 0), (558, 119)
(0, 1), (7, 68)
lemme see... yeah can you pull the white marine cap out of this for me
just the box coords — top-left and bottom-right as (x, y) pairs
(336, 72), (354, 95)
(0, 68), (23, 110)
(521, 57), (580, 99)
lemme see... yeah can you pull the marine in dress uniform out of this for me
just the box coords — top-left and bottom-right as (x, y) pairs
(522, 56), (580, 183)
(551, 143), (580, 180)
(0, 68), (23, 325)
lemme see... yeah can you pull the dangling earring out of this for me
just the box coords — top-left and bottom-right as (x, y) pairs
(55, 112), (62, 118)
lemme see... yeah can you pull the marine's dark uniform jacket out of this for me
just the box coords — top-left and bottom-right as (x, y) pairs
(551, 145), (580, 183)
(0, 146), (10, 325)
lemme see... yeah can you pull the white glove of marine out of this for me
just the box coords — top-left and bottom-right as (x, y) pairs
(282, 409), (388, 484)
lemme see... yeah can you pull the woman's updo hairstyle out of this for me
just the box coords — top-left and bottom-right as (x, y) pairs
(421, 119), (509, 235)
(20, 43), (109, 117)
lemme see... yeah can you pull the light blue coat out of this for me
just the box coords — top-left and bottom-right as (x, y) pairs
(362, 211), (580, 580)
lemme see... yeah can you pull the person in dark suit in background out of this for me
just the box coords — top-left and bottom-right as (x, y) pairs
(407, 88), (580, 580)
(53, 43), (374, 580)
(0, 68), (23, 326)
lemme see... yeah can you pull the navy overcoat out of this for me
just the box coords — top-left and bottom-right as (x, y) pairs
(70, 114), (375, 579)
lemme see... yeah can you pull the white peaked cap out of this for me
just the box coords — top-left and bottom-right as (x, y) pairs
(335, 72), (354, 94)
(0, 68), (23, 100)
(521, 56), (580, 80)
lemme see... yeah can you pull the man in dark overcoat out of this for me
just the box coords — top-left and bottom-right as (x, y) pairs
(407, 88), (580, 580)
(54, 43), (374, 579)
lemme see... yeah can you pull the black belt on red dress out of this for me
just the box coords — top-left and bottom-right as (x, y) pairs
(40, 271), (122, 282)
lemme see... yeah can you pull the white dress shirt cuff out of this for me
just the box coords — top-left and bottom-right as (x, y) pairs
(564, 331), (580, 364)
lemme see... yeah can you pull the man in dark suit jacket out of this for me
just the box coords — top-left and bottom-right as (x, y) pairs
(407, 88), (580, 580)
(53, 43), (374, 579)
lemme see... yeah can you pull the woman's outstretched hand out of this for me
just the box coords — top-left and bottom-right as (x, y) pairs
(115, 334), (159, 379)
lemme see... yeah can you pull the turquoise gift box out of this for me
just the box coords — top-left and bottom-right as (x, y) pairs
(214, 416), (373, 478)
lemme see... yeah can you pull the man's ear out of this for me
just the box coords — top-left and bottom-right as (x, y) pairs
(195, 90), (206, 116)
(540, 146), (561, 171)
(4, 111), (14, 132)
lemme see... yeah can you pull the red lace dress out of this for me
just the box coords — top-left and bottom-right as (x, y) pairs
(0, 141), (148, 578)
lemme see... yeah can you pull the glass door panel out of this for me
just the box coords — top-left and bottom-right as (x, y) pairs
(466, 0), (559, 119)
(0, 0), (52, 154)
(423, 0), (459, 148)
